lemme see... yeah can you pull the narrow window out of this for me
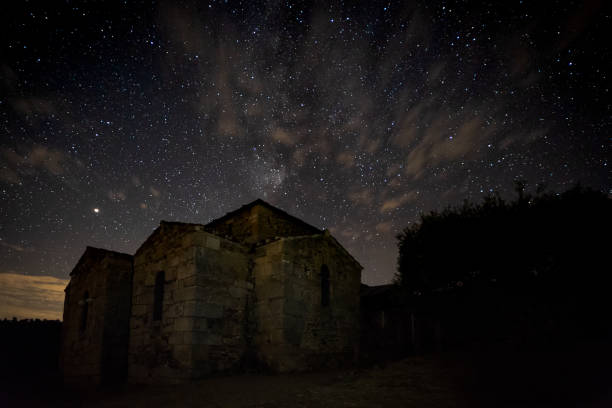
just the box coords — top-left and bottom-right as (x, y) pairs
(64, 285), (71, 310)
(80, 291), (89, 332)
(321, 265), (330, 307)
(153, 271), (165, 321)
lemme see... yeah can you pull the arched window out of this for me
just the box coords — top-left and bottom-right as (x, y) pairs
(80, 291), (89, 332)
(153, 271), (165, 321)
(321, 265), (330, 307)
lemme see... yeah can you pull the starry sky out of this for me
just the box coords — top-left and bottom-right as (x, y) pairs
(0, 0), (610, 317)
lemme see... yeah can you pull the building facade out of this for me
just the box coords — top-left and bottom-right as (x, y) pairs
(60, 247), (132, 385)
(60, 200), (362, 384)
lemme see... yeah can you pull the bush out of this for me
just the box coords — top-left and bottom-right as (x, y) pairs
(396, 184), (612, 342)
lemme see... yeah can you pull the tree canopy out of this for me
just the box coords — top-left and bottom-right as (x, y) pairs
(396, 184), (611, 299)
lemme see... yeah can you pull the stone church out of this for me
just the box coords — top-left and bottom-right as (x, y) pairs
(60, 199), (362, 384)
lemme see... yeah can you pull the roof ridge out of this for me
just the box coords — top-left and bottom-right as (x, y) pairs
(70, 246), (132, 276)
(84, 246), (132, 258)
(159, 220), (205, 227)
(205, 198), (322, 233)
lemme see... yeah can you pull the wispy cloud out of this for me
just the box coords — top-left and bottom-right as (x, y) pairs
(0, 241), (34, 253)
(0, 273), (68, 320)
(348, 188), (374, 206)
(0, 144), (71, 184)
(271, 127), (296, 146)
(9, 97), (57, 118)
(375, 221), (393, 234)
(336, 151), (355, 168)
(25, 145), (66, 175)
(380, 191), (418, 213)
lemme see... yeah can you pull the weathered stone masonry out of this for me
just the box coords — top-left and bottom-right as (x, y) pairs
(60, 247), (132, 385)
(129, 223), (251, 382)
(61, 199), (362, 384)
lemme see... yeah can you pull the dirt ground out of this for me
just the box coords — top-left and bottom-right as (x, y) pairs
(2, 356), (468, 408)
(3, 344), (611, 408)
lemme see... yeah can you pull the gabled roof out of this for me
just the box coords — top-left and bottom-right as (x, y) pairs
(205, 198), (322, 235)
(159, 220), (205, 228)
(132, 200), (361, 271)
(70, 246), (132, 276)
(322, 232), (363, 271)
(133, 221), (206, 257)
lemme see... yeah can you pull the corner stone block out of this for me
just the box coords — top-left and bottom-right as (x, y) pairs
(191, 233), (206, 247)
(131, 304), (147, 316)
(235, 280), (254, 290)
(266, 242), (283, 255)
(168, 253), (182, 268)
(177, 263), (197, 280)
(174, 286), (206, 302)
(130, 319), (144, 330)
(205, 333), (222, 346)
(167, 302), (184, 318)
(181, 234), (194, 247)
(144, 272), (156, 286)
(135, 292), (154, 305)
(183, 331), (209, 345)
(228, 286), (246, 298)
(183, 301), (224, 318)
(129, 334), (144, 348)
(193, 345), (209, 361)
(132, 283), (147, 296)
(268, 328), (285, 344)
(182, 301), (199, 317)
(206, 236), (220, 250)
(173, 345), (193, 366)
(193, 317), (209, 331)
(174, 317), (193, 331)
(162, 290), (175, 305)
(258, 279), (284, 299)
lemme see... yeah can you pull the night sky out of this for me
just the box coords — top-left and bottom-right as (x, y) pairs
(1, 0), (610, 311)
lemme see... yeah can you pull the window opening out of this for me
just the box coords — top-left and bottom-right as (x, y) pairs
(153, 271), (165, 321)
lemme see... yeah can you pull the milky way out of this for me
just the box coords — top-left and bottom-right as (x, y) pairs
(1, 1), (609, 287)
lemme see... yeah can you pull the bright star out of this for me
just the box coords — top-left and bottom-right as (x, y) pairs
(93, 208), (100, 214)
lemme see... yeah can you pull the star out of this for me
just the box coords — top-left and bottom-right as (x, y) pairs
(0, 0), (608, 289)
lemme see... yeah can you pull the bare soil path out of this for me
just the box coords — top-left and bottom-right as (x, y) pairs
(3, 345), (611, 408)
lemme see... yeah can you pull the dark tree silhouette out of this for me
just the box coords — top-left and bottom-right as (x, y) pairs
(396, 184), (612, 343)
(0, 318), (62, 381)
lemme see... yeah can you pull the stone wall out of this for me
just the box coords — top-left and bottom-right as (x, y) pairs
(62, 202), (364, 385)
(60, 248), (132, 385)
(128, 222), (252, 383)
(253, 239), (286, 369)
(253, 233), (362, 371)
(253, 205), (321, 244)
(100, 256), (133, 384)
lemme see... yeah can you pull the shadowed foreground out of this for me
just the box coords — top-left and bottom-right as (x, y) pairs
(3, 340), (611, 408)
